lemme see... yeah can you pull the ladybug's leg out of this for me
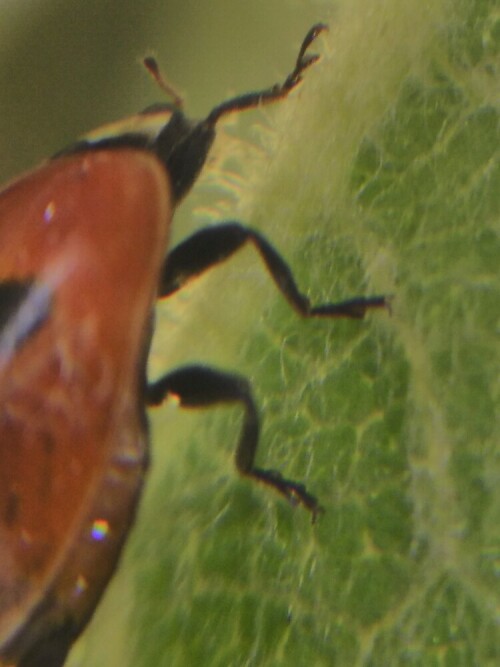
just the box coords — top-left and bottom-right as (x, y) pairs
(159, 222), (387, 318)
(146, 364), (322, 520)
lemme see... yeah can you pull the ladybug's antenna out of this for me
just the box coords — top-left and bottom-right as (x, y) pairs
(143, 56), (184, 109)
(205, 23), (327, 126)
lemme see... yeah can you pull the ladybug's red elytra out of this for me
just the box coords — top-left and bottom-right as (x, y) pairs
(0, 25), (386, 667)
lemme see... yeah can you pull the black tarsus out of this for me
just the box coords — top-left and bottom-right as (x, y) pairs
(146, 365), (324, 521)
(159, 222), (387, 319)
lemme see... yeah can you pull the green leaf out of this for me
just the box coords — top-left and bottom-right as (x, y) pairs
(71, 1), (499, 666)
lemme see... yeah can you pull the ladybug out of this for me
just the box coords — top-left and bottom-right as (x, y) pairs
(0, 24), (386, 667)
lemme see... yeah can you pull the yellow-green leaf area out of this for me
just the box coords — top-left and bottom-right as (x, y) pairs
(70, 1), (499, 665)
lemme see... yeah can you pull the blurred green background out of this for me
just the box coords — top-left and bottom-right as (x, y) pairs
(1, 1), (498, 667)
(0, 0), (326, 182)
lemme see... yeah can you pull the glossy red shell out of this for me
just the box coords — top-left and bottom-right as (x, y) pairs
(0, 150), (171, 663)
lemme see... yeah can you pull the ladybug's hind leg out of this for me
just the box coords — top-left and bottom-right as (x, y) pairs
(146, 364), (322, 520)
